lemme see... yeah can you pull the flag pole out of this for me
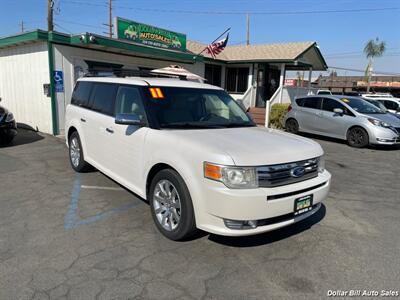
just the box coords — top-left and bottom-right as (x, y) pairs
(194, 27), (231, 58)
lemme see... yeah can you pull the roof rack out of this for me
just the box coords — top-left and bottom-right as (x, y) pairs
(84, 68), (187, 80)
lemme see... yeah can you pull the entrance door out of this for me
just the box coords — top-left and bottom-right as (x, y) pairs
(255, 64), (281, 107)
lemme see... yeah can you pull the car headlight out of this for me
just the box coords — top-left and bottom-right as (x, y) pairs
(318, 156), (325, 173)
(204, 162), (258, 189)
(367, 118), (391, 128)
(5, 113), (14, 122)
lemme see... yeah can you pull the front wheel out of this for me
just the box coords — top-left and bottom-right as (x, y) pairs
(347, 127), (369, 148)
(149, 169), (197, 241)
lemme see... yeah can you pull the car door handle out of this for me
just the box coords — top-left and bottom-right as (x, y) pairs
(106, 127), (114, 134)
(80, 118), (86, 123)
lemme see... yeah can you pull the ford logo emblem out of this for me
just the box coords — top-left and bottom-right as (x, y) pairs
(291, 167), (306, 178)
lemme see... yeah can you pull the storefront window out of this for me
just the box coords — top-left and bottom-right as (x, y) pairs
(226, 67), (249, 93)
(204, 64), (222, 87)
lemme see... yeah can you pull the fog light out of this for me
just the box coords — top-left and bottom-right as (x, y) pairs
(224, 219), (258, 230)
(376, 138), (395, 142)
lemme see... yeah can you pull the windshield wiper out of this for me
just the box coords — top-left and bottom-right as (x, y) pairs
(161, 122), (225, 129)
(225, 122), (256, 128)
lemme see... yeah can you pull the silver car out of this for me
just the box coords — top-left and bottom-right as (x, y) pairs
(284, 95), (400, 148)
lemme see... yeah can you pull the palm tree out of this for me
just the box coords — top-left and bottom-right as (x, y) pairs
(363, 38), (386, 92)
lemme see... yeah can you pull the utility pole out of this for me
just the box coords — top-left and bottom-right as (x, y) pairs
(108, 0), (113, 38)
(20, 20), (25, 32)
(246, 13), (250, 45)
(47, 0), (54, 32)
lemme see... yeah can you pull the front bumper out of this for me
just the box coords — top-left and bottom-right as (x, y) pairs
(368, 126), (400, 145)
(194, 170), (331, 236)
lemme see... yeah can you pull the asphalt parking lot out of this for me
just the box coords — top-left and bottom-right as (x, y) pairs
(0, 129), (399, 300)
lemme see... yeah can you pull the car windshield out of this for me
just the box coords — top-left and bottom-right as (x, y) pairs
(145, 87), (255, 129)
(366, 99), (388, 112)
(341, 97), (384, 114)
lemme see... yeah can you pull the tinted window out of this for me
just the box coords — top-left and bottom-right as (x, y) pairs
(205, 64), (222, 87)
(303, 97), (322, 109)
(322, 98), (345, 112)
(226, 67), (249, 93)
(296, 98), (306, 107)
(341, 97), (382, 114)
(71, 81), (92, 107)
(90, 83), (118, 116)
(384, 100), (399, 110)
(115, 86), (147, 122)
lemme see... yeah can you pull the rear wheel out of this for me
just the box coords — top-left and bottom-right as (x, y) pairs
(0, 134), (14, 145)
(68, 131), (91, 172)
(347, 127), (369, 148)
(285, 118), (299, 134)
(149, 169), (197, 241)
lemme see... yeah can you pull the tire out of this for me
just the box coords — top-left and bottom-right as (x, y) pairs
(347, 127), (369, 148)
(149, 169), (197, 241)
(68, 131), (91, 172)
(0, 134), (14, 145)
(285, 118), (299, 134)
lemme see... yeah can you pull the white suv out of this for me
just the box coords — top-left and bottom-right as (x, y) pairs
(65, 75), (331, 240)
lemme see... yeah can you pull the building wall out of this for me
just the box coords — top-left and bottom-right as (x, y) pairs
(0, 42), (53, 133)
(53, 44), (205, 133)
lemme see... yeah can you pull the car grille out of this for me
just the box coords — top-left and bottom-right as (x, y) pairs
(257, 158), (319, 188)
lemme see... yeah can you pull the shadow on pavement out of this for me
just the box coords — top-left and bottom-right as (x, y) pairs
(298, 132), (400, 151)
(0, 126), (44, 148)
(208, 204), (326, 247)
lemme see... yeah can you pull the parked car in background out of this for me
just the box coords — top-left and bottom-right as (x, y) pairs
(364, 98), (400, 120)
(65, 75), (331, 240)
(285, 95), (400, 148)
(316, 90), (332, 95)
(0, 98), (17, 144)
(361, 93), (400, 114)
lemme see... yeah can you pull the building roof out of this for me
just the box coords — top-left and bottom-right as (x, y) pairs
(187, 40), (327, 70)
(0, 30), (327, 70)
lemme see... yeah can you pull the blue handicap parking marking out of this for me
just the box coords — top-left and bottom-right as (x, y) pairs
(64, 174), (141, 230)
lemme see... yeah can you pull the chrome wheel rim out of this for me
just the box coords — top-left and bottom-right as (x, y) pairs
(153, 179), (181, 231)
(70, 137), (81, 167)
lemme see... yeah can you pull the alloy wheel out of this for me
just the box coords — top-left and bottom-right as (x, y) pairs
(152, 179), (182, 231)
(70, 137), (81, 167)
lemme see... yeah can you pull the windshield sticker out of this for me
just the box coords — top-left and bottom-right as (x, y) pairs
(149, 87), (164, 99)
(341, 98), (350, 103)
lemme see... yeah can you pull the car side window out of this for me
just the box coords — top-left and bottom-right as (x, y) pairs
(303, 97), (322, 110)
(90, 83), (118, 116)
(71, 81), (92, 108)
(322, 98), (345, 112)
(384, 100), (399, 110)
(295, 98), (306, 107)
(115, 86), (147, 122)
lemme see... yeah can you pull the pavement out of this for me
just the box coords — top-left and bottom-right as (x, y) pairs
(0, 129), (399, 300)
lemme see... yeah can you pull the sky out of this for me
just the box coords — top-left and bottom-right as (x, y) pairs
(1, 0), (399, 77)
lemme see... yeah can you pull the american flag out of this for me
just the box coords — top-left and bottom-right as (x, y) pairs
(206, 34), (229, 59)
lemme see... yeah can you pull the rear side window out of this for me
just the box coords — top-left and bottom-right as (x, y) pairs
(71, 81), (92, 108)
(384, 100), (399, 110)
(295, 98), (306, 107)
(303, 97), (322, 109)
(90, 83), (118, 116)
(115, 86), (147, 122)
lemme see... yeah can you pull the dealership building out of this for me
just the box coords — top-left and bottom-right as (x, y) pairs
(0, 19), (327, 135)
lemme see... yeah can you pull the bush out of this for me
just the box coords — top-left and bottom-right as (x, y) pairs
(269, 103), (290, 129)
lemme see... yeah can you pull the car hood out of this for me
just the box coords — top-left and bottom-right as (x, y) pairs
(364, 113), (400, 126)
(165, 126), (323, 165)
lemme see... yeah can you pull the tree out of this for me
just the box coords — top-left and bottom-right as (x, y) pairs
(363, 38), (386, 92)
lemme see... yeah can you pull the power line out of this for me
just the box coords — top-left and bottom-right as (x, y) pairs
(328, 66), (400, 76)
(61, 1), (399, 15)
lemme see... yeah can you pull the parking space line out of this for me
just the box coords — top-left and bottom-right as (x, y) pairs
(81, 185), (124, 191)
(64, 175), (141, 230)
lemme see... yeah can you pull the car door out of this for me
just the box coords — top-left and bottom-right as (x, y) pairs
(319, 97), (354, 139)
(107, 85), (150, 194)
(85, 82), (118, 173)
(296, 97), (322, 133)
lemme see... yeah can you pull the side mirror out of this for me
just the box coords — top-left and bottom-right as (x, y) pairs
(115, 113), (144, 126)
(333, 108), (344, 115)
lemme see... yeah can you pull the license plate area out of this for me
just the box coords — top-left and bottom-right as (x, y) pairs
(294, 195), (313, 216)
